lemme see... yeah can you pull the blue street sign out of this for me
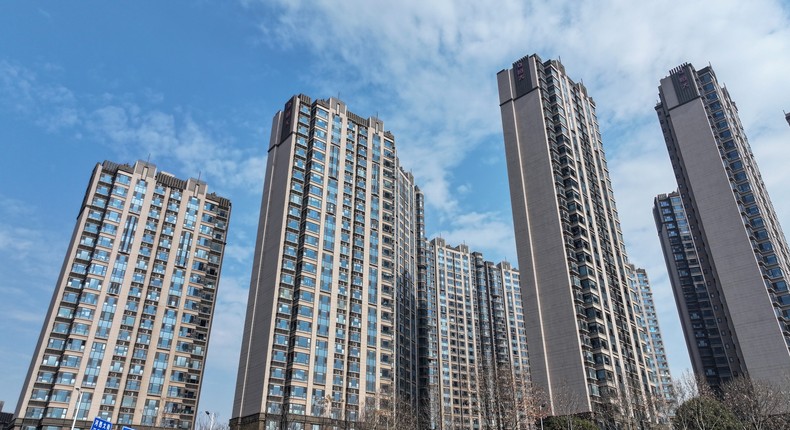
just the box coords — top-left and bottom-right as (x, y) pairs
(89, 417), (113, 430)
(122, 427), (135, 430)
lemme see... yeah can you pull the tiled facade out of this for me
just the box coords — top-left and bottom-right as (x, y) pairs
(230, 96), (533, 430)
(417, 239), (531, 430)
(655, 64), (790, 389)
(14, 161), (231, 430)
(231, 96), (418, 430)
(626, 265), (675, 422)
(497, 54), (669, 424)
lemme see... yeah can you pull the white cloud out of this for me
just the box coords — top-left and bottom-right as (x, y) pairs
(206, 274), (249, 372)
(84, 104), (268, 192)
(0, 195), (75, 413)
(222, 243), (254, 267)
(250, 0), (790, 383)
(0, 196), (67, 288)
(432, 211), (518, 264)
(0, 61), (268, 195)
(252, 0), (790, 214)
(0, 59), (79, 131)
(0, 224), (40, 255)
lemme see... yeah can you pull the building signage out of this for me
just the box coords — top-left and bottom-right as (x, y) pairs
(89, 418), (113, 430)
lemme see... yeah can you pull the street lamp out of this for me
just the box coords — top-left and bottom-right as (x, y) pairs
(539, 403), (546, 430)
(70, 388), (87, 430)
(205, 411), (215, 430)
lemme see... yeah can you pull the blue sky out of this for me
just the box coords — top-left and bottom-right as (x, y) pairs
(2, 0), (790, 423)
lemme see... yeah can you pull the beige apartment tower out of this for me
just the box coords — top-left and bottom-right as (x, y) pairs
(231, 95), (421, 430)
(13, 161), (231, 430)
(625, 264), (675, 423)
(422, 239), (530, 430)
(497, 54), (669, 424)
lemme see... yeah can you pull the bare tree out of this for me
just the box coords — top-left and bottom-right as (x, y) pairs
(593, 393), (622, 430)
(649, 388), (676, 429)
(476, 359), (544, 430)
(476, 359), (497, 429)
(135, 402), (192, 430)
(671, 371), (736, 430)
(390, 396), (420, 429)
(491, 368), (521, 429)
(672, 370), (707, 405)
(355, 393), (420, 430)
(639, 390), (674, 430)
(720, 376), (790, 430)
(594, 383), (666, 430)
(550, 385), (587, 430)
(520, 383), (550, 430)
(417, 384), (441, 430)
(195, 412), (230, 430)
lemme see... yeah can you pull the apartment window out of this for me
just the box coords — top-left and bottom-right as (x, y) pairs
(290, 386), (307, 399)
(50, 389), (71, 403)
(25, 407), (44, 419)
(45, 408), (67, 419)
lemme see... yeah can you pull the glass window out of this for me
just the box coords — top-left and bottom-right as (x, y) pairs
(116, 174), (131, 185)
(45, 407), (68, 419)
(25, 407), (44, 419)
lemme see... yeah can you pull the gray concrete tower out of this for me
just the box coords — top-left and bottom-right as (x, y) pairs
(497, 54), (666, 424)
(655, 64), (790, 389)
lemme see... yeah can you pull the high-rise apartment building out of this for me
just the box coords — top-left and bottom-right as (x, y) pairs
(625, 265), (674, 420)
(654, 62), (790, 388)
(497, 54), (668, 423)
(421, 239), (530, 430)
(13, 160), (231, 430)
(231, 95), (422, 430)
(394, 168), (422, 411)
(230, 94), (538, 430)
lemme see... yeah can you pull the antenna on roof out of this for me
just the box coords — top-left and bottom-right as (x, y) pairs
(146, 153), (151, 164)
(193, 171), (203, 195)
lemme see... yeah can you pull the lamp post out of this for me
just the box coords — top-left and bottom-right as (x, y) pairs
(539, 403), (546, 430)
(204, 411), (215, 430)
(70, 388), (86, 430)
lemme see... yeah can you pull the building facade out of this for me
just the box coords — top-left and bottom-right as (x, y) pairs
(420, 239), (530, 430)
(626, 265), (675, 421)
(654, 191), (732, 387)
(13, 161), (231, 430)
(654, 63), (790, 389)
(231, 95), (421, 430)
(230, 94), (538, 430)
(497, 54), (668, 423)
